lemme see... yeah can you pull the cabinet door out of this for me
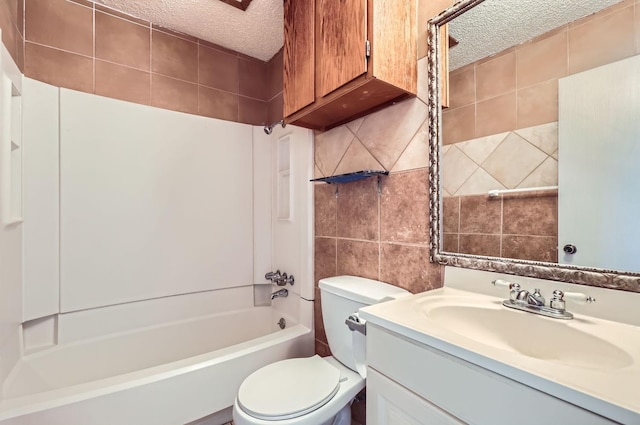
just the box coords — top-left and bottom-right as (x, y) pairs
(316, 0), (367, 98)
(368, 368), (466, 425)
(283, 0), (315, 117)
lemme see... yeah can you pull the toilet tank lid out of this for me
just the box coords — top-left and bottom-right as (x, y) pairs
(319, 276), (410, 305)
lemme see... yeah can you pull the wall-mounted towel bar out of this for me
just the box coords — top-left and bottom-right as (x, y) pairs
(488, 185), (558, 198)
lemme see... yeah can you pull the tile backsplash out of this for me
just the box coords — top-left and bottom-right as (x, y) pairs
(9, 0), (283, 125)
(443, 192), (558, 262)
(440, 122), (559, 262)
(442, 122), (558, 197)
(312, 0), (454, 367)
(313, 172), (444, 357)
(312, 0), (640, 365)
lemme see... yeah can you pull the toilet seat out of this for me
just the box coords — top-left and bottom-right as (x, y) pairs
(237, 355), (341, 421)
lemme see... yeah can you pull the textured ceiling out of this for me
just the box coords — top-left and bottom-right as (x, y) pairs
(93, 0), (283, 61)
(449, 0), (624, 70)
(91, 0), (623, 66)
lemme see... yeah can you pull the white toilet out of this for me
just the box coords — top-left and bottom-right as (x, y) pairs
(233, 276), (409, 425)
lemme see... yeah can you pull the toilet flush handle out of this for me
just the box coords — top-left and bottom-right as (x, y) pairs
(345, 313), (367, 335)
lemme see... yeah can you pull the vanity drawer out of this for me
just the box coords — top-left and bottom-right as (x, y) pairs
(367, 324), (616, 425)
(368, 368), (465, 425)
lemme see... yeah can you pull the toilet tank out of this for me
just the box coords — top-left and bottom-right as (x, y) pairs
(318, 276), (409, 373)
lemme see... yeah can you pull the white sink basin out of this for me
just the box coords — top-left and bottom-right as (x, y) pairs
(421, 300), (633, 370)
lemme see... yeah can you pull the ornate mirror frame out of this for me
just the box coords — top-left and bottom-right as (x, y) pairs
(427, 0), (640, 292)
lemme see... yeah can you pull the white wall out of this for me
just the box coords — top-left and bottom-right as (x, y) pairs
(14, 80), (313, 373)
(58, 89), (254, 312)
(252, 126), (273, 287)
(22, 78), (59, 321)
(0, 40), (23, 392)
(253, 124), (315, 329)
(266, 124), (314, 302)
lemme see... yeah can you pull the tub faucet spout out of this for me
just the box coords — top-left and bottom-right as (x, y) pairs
(271, 289), (288, 300)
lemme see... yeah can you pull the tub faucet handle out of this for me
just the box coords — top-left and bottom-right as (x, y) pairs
(265, 270), (282, 282)
(279, 273), (295, 286)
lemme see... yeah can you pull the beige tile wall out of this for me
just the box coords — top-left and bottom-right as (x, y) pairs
(313, 0), (452, 365)
(313, 171), (444, 354)
(313, 102), (437, 425)
(442, 122), (558, 197)
(443, 0), (640, 144)
(266, 48), (284, 125)
(443, 192), (558, 262)
(15, 0), (282, 125)
(313, 0), (640, 378)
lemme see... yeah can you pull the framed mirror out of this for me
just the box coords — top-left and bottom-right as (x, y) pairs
(428, 0), (640, 291)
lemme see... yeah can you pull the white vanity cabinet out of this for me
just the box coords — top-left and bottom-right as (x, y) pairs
(368, 368), (464, 425)
(366, 324), (616, 425)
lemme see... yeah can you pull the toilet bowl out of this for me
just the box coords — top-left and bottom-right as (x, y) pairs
(233, 276), (409, 425)
(233, 356), (363, 425)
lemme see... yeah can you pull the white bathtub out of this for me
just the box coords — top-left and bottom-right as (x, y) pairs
(0, 305), (314, 425)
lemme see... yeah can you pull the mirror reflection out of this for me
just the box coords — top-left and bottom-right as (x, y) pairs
(439, 0), (640, 273)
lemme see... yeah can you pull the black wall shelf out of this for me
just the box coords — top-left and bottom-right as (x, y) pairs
(310, 170), (389, 184)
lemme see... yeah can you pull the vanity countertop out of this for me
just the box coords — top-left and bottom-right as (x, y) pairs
(360, 285), (640, 424)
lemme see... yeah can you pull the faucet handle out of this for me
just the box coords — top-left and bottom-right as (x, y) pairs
(562, 291), (596, 304)
(275, 273), (288, 286)
(492, 279), (515, 289)
(492, 279), (522, 301)
(265, 270), (282, 282)
(550, 290), (566, 311)
(551, 290), (595, 311)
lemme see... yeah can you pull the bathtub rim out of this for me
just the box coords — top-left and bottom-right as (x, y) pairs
(0, 323), (311, 422)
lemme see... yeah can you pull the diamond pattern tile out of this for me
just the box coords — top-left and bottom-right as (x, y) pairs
(439, 122), (558, 196)
(442, 146), (478, 194)
(514, 121), (558, 155)
(456, 168), (505, 196)
(392, 120), (429, 172)
(482, 132), (547, 188)
(457, 132), (508, 165)
(517, 156), (558, 188)
(315, 125), (355, 177)
(346, 117), (365, 134)
(356, 98), (428, 170)
(334, 138), (384, 175)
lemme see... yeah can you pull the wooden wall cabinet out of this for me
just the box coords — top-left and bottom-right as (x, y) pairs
(283, 0), (417, 131)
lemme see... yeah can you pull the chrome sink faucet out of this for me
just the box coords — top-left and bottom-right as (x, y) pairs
(492, 279), (595, 319)
(513, 286), (545, 306)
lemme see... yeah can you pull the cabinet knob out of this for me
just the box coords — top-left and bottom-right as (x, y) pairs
(563, 244), (577, 254)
